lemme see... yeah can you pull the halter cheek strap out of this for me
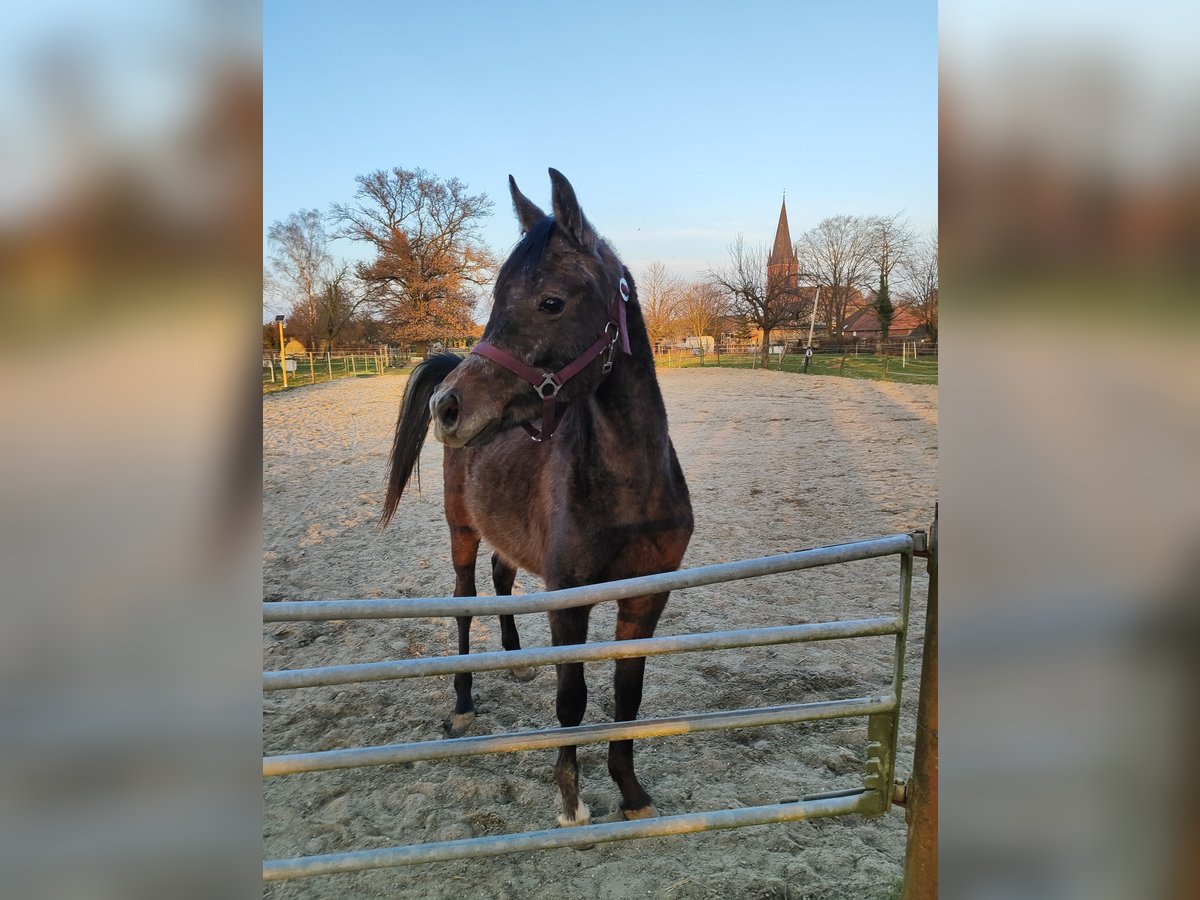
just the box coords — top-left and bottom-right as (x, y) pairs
(471, 276), (632, 441)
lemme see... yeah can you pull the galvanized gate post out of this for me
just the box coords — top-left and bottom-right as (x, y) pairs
(902, 508), (938, 900)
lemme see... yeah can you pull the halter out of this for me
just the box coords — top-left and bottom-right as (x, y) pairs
(470, 276), (632, 441)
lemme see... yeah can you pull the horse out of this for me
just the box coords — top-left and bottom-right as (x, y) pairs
(381, 169), (693, 828)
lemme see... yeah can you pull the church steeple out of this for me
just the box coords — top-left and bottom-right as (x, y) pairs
(767, 194), (798, 288)
(770, 195), (793, 266)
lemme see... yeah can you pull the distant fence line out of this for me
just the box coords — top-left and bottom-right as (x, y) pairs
(263, 348), (393, 390)
(654, 344), (938, 383)
(263, 342), (937, 392)
(656, 340), (937, 357)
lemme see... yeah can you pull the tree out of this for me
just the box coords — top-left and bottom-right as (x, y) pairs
(902, 228), (938, 343)
(677, 280), (728, 354)
(267, 209), (332, 345)
(639, 261), (683, 350)
(732, 317), (753, 343)
(331, 166), (497, 350)
(708, 235), (802, 368)
(263, 267), (287, 321)
(875, 270), (894, 344)
(313, 265), (373, 351)
(795, 215), (877, 342)
(870, 213), (915, 349)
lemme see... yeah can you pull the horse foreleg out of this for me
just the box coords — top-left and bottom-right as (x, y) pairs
(607, 593), (668, 819)
(492, 552), (536, 682)
(446, 525), (480, 737)
(549, 606), (592, 827)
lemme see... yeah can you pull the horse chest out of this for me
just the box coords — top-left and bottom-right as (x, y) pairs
(457, 436), (671, 581)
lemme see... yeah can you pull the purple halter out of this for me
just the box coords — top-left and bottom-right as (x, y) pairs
(470, 276), (631, 440)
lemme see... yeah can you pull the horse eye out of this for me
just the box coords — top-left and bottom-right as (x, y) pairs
(539, 297), (565, 314)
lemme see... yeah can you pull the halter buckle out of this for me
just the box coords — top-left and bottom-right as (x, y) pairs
(536, 373), (562, 399)
(602, 321), (620, 374)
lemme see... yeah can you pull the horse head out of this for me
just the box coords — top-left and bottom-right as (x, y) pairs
(430, 169), (630, 447)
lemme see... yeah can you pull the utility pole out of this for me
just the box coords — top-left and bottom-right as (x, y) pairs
(803, 287), (820, 373)
(275, 315), (288, 388)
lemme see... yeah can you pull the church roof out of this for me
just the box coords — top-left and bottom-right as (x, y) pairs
(769, 196), (794, 265)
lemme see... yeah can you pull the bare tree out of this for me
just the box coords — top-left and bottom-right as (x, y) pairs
(708, 235), (802, 368)
(267, 209), (332, 345)
(677, 280), (727, 351)
(901, 228), (938, 343)
(638, 261), (683, 350)
(795, 215), (877, 342)
(870, 213), (916, 345)
(263, 266), (284, 318)
(331, 166), (497, 350)
(313, 265), (374, 351)
(871, 213), (916, 280)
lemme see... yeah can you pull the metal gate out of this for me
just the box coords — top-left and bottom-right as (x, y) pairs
(263, 529), (934, 885)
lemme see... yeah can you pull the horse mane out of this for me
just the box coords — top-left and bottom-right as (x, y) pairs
(499, 216), (557, 279)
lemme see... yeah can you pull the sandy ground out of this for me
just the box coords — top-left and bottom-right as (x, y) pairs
(263, 367), (937, 900)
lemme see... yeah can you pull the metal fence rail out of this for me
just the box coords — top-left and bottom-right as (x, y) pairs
(264, 790), (879, 880)
(263, 534), (913, 622)
(263, 531), (923, 881)
(265, 694), (897, 776)
(263, 616), (902, 691)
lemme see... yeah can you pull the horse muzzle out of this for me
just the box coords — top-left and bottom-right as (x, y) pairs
(430, 385), (469, 446)
(429, 358), (512, 448)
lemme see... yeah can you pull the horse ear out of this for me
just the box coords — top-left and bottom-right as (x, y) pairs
(548, 168), (596, 248)
(509, 175), (546, 235)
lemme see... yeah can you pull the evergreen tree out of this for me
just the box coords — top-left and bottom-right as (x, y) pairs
(875, 270), (894, 347)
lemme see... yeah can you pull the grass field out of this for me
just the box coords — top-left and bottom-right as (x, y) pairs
(262, 350), (938, 394)
(656, 350), (939, 385)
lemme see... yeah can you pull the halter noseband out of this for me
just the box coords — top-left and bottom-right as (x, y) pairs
(470, 276), (632, 441)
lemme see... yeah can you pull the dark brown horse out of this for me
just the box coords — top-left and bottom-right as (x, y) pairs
(381, 169), (693, 827)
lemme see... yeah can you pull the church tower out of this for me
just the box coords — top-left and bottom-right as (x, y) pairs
(767, 195), (799, 289)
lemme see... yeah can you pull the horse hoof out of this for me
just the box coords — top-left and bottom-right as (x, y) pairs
(509, 666), (537, 682)
(557, 801), (592, 829)
(622, 805), (659, 821)
(444, 711), (475, 737)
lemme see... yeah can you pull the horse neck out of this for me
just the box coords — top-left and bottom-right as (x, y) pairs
(585, 306), (672, 463)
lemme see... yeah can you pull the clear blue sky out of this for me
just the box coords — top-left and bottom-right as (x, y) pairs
(264, 1), (936, 315)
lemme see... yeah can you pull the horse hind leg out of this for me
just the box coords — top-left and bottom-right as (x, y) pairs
(446, 524), (481, 737)
(492, 552), (536, 682)
(607, 593), (668, 820)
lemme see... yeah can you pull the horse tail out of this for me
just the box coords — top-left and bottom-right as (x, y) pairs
(381, 353), (463, 526)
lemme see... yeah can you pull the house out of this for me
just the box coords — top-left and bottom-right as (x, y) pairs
(841, 305), (930, 341)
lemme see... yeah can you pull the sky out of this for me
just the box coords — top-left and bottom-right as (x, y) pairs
(264, 1), (937, 318)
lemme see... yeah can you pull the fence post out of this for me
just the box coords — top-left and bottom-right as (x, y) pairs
(310, 353), (315, 384)
(901, 507), (938, 900)
(351, 355), (356, 374)
(268, 355), (275, 383)
(327, 352), (333, 380)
